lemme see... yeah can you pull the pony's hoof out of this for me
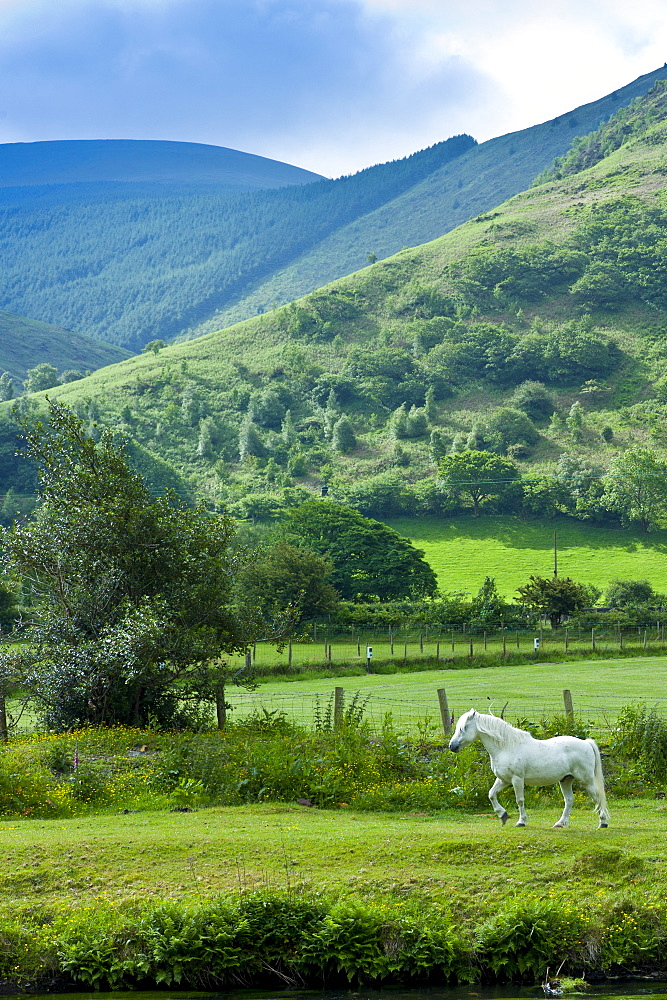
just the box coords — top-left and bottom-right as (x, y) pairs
(553, 822), (565, 828)
(599, 822), (608, 829)
(500, 811), (509, 825)
(514, 821), (525, 827)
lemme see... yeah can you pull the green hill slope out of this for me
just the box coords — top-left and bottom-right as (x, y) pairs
(196, 65), (667, 333)
(6, 79), (667, 528)
(1, 67), (666, 352)
(0, 310), (131, 382)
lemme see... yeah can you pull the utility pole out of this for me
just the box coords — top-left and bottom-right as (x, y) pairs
(554, 531), (558, 578)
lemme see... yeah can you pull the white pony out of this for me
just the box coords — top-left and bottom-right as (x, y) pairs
(449, 709), (610, 829)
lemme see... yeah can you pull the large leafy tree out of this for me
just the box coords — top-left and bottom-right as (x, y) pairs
(516, 575), (593, 628)
(287, 501), (437, 601)
(602, 447), (667, 533)
(3, 401), (249, 729)
(438, 450), (520, 516)
(235, 541), (339, 627)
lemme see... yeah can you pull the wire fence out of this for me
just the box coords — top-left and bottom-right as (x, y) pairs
(230, 622), (667, 674)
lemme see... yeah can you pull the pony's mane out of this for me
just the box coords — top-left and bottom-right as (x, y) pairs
(474, 712), (532, 746)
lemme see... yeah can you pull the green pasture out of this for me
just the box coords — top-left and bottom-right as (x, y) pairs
(1, 798), (666, 915)
(228, 656), (665, 733)
(384, 515), (667, 598)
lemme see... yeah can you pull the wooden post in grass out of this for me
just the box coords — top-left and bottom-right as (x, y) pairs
(516, 630), (520, 649)
(328, 643), (333, 664)
(0, 680), (8, 742)
(591, 628), (596, 651)
(288, 639), (292, 667)
(502, 628), (506, 656)
(539, 626), (544, 648)
(563, 689), (574, 722)
(436, 640), (440, 661)
(484, 631), (487, 650)
(565, 628), (569, 652)
(313, 623), (317, 642)
(244, 649), (252, 671)
(419, 631), (424, 653)
(451, 630), (455, 652)
(469, 637), (473, 658)
(389, 627), (393, 654)
(404, 640), (407, 661)
(334, 687), (344, 729)
(357, 637), (361, 656)
(437, 688), (452, 737)
(620, 629), (624, 650)
(644, 629), (648, 650)
(252, 642), (256, 662)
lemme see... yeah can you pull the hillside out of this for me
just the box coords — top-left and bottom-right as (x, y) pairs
(5, 79), (667, 537)
(0, 310), (131, 382)
(0, 67), (665, 352)
(0, 139), (324, 189)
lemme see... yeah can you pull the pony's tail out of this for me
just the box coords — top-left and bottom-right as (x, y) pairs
(587, 738), (610, 822)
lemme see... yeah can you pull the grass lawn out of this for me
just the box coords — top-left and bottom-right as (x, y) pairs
(383, 515), (667, 597)
(2, 799), (665, 916)
(228, 656), (666, 733)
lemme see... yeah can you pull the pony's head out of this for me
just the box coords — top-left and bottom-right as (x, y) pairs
(449, 708), (478, 752)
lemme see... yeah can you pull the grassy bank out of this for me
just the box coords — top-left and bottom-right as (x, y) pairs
(2, 801), (667, 990)
(384, 516), (667, 597)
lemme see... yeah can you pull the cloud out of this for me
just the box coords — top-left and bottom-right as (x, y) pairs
(0, 0), (665, 175)
(0, 0), (498, 174)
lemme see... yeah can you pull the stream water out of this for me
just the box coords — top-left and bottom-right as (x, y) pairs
(24, 983), (667, 1000)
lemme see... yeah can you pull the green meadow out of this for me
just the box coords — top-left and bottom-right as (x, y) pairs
(226, 656), (664, 733)
(384, 516), (667, 598)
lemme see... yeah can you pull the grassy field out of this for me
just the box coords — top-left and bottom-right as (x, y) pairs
(2, 799), (665, 912)
(384, 515), (667, 597)
(227, 655), (665, 733)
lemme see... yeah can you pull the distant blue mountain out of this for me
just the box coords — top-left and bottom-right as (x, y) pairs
(0, 138), (323, 189)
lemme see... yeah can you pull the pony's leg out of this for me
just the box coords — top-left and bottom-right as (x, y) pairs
(581, 778), (609, 828)
(488, 777), (509, 824)
(511, 775), (527, 826)
(554, 776), (574, 828)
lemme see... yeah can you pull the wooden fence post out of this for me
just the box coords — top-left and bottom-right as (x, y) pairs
(436, 640), (440, 662)
(643, 629), (648, 650)
(334, 687), (344, 729)
(469, 637), (473, 658)
(288, 639), (292, 667)
(502, 628), (506, 656)
(437, 688), (452, 736)
(244, 649), (252, 671)
(451, 630), (454, 652)
(565, 627), (569, 652)
(563, 689), (574, 722)
(591, 628), (596, 651)
(516, 630), (520, 649)
(483, 631), (487, 650)
(419, 631), (424, 653)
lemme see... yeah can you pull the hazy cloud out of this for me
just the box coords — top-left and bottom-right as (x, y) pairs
(0, 0), (665, 175)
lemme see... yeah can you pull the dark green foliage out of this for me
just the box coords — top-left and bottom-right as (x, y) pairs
(287, 501), (437, 601)
(477, 900), (587, 981)
(516, 575), (593, 628)
(485, 408), (539, 454)
(23, 363), (59, 393)
(438, 451), (520, 516)
(236, 541), (339, 626)
(332, 415), (357, 453)
(602, 447), (667, 532)
(2, 401), (248, 729)
(605, 579), (658, 608)
(509, 381), (554, 422)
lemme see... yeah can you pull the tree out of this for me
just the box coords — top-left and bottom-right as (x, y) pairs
(142, 339), (167, 355)
(438, 450), (520, 516)
(603, 447), (667, 532)
(23, 363), (59, 393)
(516, 575), (593, 628)
(605, 579), (658, 608)
(1, 401), (250, 729)
(510, 381), (554, 422)
(236, 542), (339, 626)
(287, 500), (437, 601)
(0, 372), (14, 402)
(485, 408), (539, 454)
(332, 415), (357, 453)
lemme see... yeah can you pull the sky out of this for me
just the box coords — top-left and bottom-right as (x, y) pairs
(0, 0), (666, 178)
